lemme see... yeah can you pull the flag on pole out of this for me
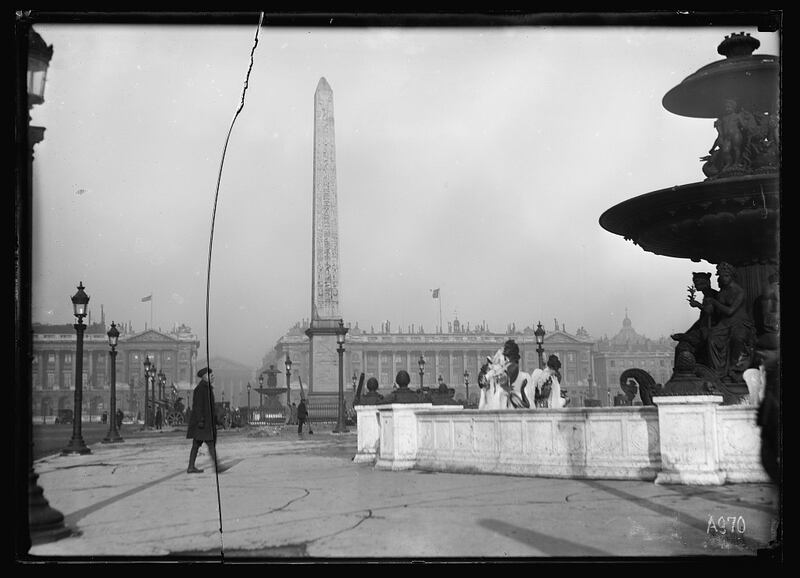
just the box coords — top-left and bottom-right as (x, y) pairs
(431, 288), (440, 299)
(141, 294), (152, 302)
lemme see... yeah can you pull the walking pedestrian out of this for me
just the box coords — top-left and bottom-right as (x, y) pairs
(296, 398), (313, 435)
(155, 407), (163, 430)
(116, 408), (124, 430)
(186, 367), (218, 474)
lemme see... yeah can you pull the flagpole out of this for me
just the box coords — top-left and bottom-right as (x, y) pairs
(439, 292), (443, 334)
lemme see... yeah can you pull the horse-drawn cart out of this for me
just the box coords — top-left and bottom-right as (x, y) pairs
(153, 393), (186, 427)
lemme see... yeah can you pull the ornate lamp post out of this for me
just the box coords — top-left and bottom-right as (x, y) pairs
(534, 321), (546, 369)
(142, 356), (151, 428)
(23, 26), (70, 545)
(333, 320), (349, 433)
(464, 370), (470, 406)
(158, 370), (166, 402)
(62, 283), (91, 455)
(102, 322), (123, 443)
(246, 382), (251, 424)
(284, 354), (292, 406)
(148, 363), (156, 423)
(418, 355), (426, 390)
(258, 373), (264, 418)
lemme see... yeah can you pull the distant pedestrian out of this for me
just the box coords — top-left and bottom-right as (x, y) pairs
(186, 367), (218, 474)
(290, 402), (297, 425)
(296, 398), (313, 435)
(155, 407), (163, 430)
(116, 409), (124, 430)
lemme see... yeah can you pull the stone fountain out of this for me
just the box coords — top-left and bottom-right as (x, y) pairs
(599, 32), (780, 404)
(255, 364), (288, 421)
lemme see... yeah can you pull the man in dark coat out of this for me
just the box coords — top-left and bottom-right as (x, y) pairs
(186, 367), (218, 473)
(296, 398), (312, 435)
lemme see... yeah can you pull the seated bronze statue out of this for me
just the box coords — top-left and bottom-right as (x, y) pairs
(667, 264), (758, 404)
(356, 377), (384, 406)
(383, 370), (425, 404)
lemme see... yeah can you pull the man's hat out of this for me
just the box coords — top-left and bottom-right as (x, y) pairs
(197, 367), (212, 378)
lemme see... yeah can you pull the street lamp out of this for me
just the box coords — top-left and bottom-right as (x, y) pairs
(158, 370), (166, 401)
(464, 369), (470, 406)
(143, 356), (152, 428)
(102, 322), (123, 443)
(534, 321), (546, 370)
(23, 26), (70, 546)
(284, 354), (292, 406)
(333, 320), (349, 433)
(62, 282), (91, 455)
(258, 373), (264, 418)
(418, 355), (426, 390)
(246, 382), (251, 425)
(148, 363), (156, 424)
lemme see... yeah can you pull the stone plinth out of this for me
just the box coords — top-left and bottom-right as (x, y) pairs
(653, 395), (726, 485)
(373, 404), (463, 471)
(353, 405), (381, 464)
(716, 405), (770, 482)
(305, 329), (340, 393)
(375, 404), (433, 471)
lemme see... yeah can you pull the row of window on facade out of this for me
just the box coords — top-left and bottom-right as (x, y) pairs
(31, 367), (193, 391)
(359, 349), (589, 362)
(608, 359), (668, 368)
(35, 351), (182, 366)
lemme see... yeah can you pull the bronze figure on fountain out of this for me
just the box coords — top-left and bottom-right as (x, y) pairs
(669, 263), (757, 401)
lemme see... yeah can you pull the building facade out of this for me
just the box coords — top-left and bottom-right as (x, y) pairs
(31, 322), (199, 421)
(591, 312), (675, 405)
(196, 356), (257, 411)
(265, 317), (599, 406)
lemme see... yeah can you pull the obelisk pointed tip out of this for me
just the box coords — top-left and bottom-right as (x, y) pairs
(316, 77), (332, 92)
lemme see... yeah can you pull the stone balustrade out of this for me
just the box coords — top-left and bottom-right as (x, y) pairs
(354, 396), (770, 485)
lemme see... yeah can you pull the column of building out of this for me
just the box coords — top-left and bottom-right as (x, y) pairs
(88, 349), (95, 390)
(54, 349), (62, 390)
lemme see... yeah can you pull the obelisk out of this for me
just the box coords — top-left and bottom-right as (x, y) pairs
(305, 77), (346, 394)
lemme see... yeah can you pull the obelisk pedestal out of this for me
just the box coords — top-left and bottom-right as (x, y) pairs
(305, 77), (344, 395)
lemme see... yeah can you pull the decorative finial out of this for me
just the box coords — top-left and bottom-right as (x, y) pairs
(717, 32), (760, 58)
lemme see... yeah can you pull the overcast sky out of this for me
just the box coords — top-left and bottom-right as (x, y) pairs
(29, 16), (780, 368)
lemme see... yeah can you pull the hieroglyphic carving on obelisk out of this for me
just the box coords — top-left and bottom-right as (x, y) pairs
(311, 77), (340, 322)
